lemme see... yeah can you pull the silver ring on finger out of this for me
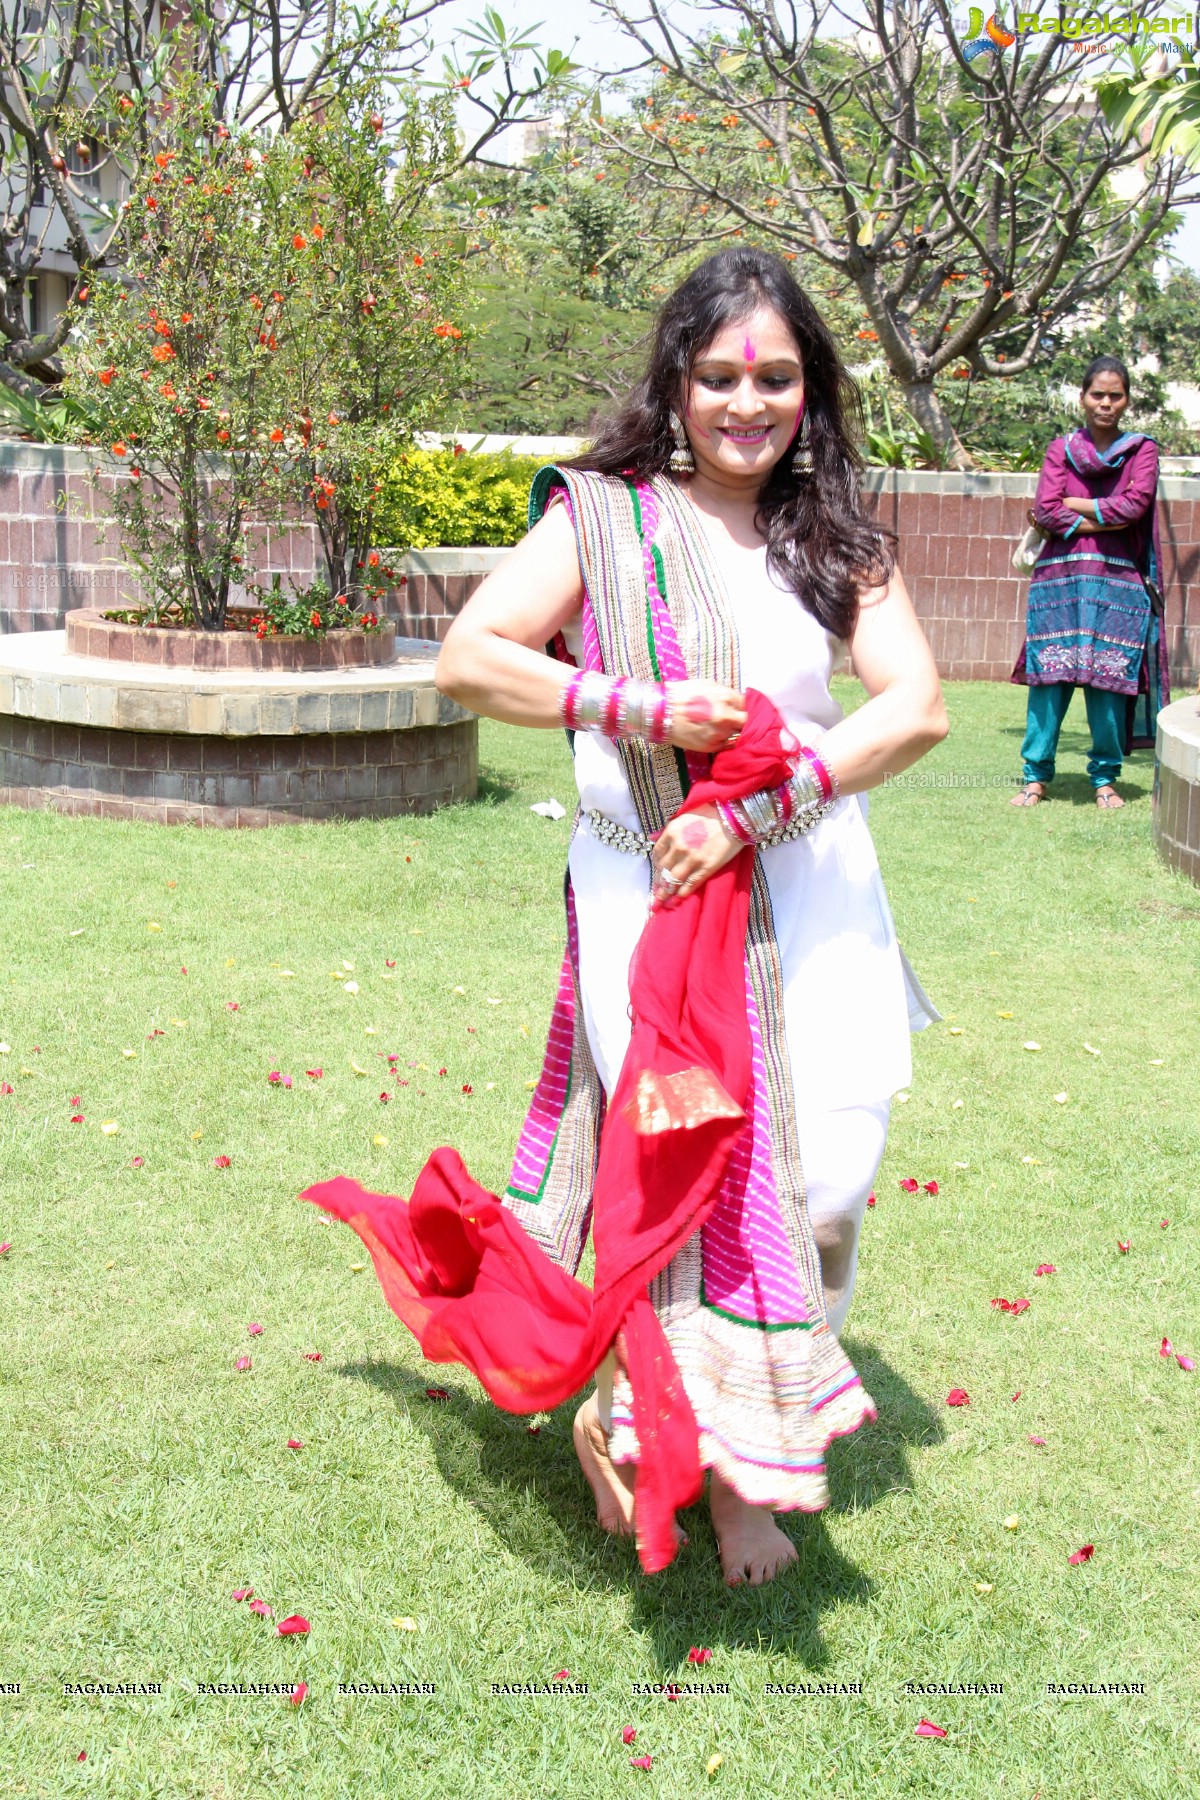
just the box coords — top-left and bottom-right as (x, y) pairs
(658, 869), (682, 889)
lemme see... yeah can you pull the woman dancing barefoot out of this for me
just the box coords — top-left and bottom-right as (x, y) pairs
(304, 248), (946, 1586)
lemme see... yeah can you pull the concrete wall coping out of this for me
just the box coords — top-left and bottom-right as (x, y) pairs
(1156, 694), (1200, 782)
(387, 547), (512, 575)
(0, 630), (474, 737)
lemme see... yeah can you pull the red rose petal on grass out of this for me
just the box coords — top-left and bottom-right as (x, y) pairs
(1010, 1298), (1030, 1314)
(462, 1084), (473, 1095)
(991, 1297), (1011, 1310)
(1177, 1354), (1195, 1372)
(306, 1068), (323, 1080)
(1068, 1544), (1094, 1564)
(248, 1598), (272, 1616)
(866, 1191), (876, 1208)
(77, 1751), (87, 1761)
(268, 1071), (282, 1084)
(688, 1646), (713, 1664)
(225, 1001), (239, 1012)
(287, 1438), (304, 1449)
(1160, 1337), (1173, 1358)
(425, 1386), (449, 1402)
(235, 1356), (252, 1372)
(1117, 1240), (1131, 1254)
(147, 1029), (164, 1039)
(385, 958), (396, 967)
(1035, 1264), (1057, 1276)
(1160, 1219), (1169, 1229)
(247, 1322), (263, 1336)
(232, 1588), (253, 1601)
(379, 1092), (391, 1104)
(630, 1756), (653, 1770)
(899, 1177), (919, 1193)
(1028, 1436), (1047, 1445)
(130, 1156), (144, 1168)
(304, 1351), (322, 1362)
(1011, 1391), (1022, 1402)
(0, 1082), (13, 1095)
(70, 1096), (81, 1107)
(277, 1615), (310, 1636)
(289, 1681), (307, 1707)
(923, 1180), (939, 1195)
(438, 1067), (448, 1077)
(213, 1155), (232, 1169)
(915, 1718), (947, 1738)
(527, 1422), (541, 1435)
(622, 1727), (638, 1744)
(0, 1242), (10, 1256)
(946, 1388), (970, 1406)
(71, 1114), (85, 1124)
(552, 1669), (569, 1680)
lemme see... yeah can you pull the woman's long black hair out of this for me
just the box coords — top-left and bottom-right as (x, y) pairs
(566, 247), (892, 640)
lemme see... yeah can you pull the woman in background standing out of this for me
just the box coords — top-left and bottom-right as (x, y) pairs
(1011, 355), (1170, 809)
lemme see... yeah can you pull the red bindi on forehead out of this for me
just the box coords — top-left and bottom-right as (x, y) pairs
(743, 335), (757, 364)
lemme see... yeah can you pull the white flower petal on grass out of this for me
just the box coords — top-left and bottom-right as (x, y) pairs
(1083, 1042), (1101, 1056)
(530, 799), (567, 820)
(343, 981), (359, 995)
(1053, 1092), (1068, 1104)
(1023, 1042), (1041, 1052)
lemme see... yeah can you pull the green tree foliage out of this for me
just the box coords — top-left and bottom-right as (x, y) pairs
(373, 447), (545, 548)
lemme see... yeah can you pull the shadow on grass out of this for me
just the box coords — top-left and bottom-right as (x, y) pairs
(472, 765), (519, 806)
(348, 1336), (939, 1671)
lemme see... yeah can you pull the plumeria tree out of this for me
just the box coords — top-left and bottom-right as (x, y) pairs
(587, 0), (1200, 467)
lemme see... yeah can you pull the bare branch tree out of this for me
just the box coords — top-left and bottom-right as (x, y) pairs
(589, 0), (1199, 466)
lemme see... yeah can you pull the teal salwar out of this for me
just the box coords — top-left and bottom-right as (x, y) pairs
(1020, 682), (1126, 788)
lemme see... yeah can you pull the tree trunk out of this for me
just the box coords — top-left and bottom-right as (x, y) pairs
(901, 378), (975, 471)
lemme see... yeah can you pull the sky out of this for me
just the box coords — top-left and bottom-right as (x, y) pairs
(428, 0), (1200, 274)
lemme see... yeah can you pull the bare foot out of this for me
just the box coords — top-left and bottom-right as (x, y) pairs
(573, 1392), (637, 1535)
(572, 1394), (688, 1549)
(1095, 785), (1124, 809)
(709, 1470), (799, 1587)
(1010, 781), (1045, 807)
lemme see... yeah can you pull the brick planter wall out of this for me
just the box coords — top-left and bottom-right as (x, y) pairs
(0, 714), (476, 827)
(5, 444), (1197, 688)
(375, 473), (1200, 688)
(1153, 696), (1200, 886)
(0, 441), (318, 634)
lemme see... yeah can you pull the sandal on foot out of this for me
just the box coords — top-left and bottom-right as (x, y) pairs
(1095, 787), (1124, 809)
(1010, 783), (1045, 807)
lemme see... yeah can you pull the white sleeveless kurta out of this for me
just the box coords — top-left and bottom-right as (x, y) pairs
(562, 533), (936, 1117)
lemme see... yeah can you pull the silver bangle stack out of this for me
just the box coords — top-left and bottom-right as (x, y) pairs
(715, 753), (838, 849)
(559, 670), (673, 743)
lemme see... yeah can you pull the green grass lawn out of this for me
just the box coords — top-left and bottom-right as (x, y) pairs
(1, 679), (1197, 1799)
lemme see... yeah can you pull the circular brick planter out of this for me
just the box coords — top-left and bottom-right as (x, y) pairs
(0, 610), (476, 827)
(1153, 695), (1200, 886)
(67, 606), (398, 671)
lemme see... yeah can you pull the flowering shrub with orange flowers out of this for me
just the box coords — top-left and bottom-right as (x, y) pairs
(61, 71), (469, 631)
(250, 89), (470, 613)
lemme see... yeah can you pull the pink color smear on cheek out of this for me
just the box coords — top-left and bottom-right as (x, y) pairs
(743, 337), (757, 363)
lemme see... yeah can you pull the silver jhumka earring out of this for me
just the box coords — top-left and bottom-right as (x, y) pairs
(668, 410), (695, 475)
(791, 412), (814, 476)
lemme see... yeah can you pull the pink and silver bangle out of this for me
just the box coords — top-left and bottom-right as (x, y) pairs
(559, 670), (675, 745)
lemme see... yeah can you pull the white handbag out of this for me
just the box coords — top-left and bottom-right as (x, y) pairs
(1012, 511), (1045, 575)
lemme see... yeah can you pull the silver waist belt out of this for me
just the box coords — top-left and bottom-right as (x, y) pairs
(582, 805), (827, 856)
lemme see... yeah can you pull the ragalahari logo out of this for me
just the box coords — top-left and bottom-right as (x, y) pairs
(962, 7), (1018, 58)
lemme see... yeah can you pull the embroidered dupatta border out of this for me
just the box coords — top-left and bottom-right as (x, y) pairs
(512, 465), (827, 1328)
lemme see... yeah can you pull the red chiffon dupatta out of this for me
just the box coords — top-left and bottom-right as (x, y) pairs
(302, 691), (798, 1572)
